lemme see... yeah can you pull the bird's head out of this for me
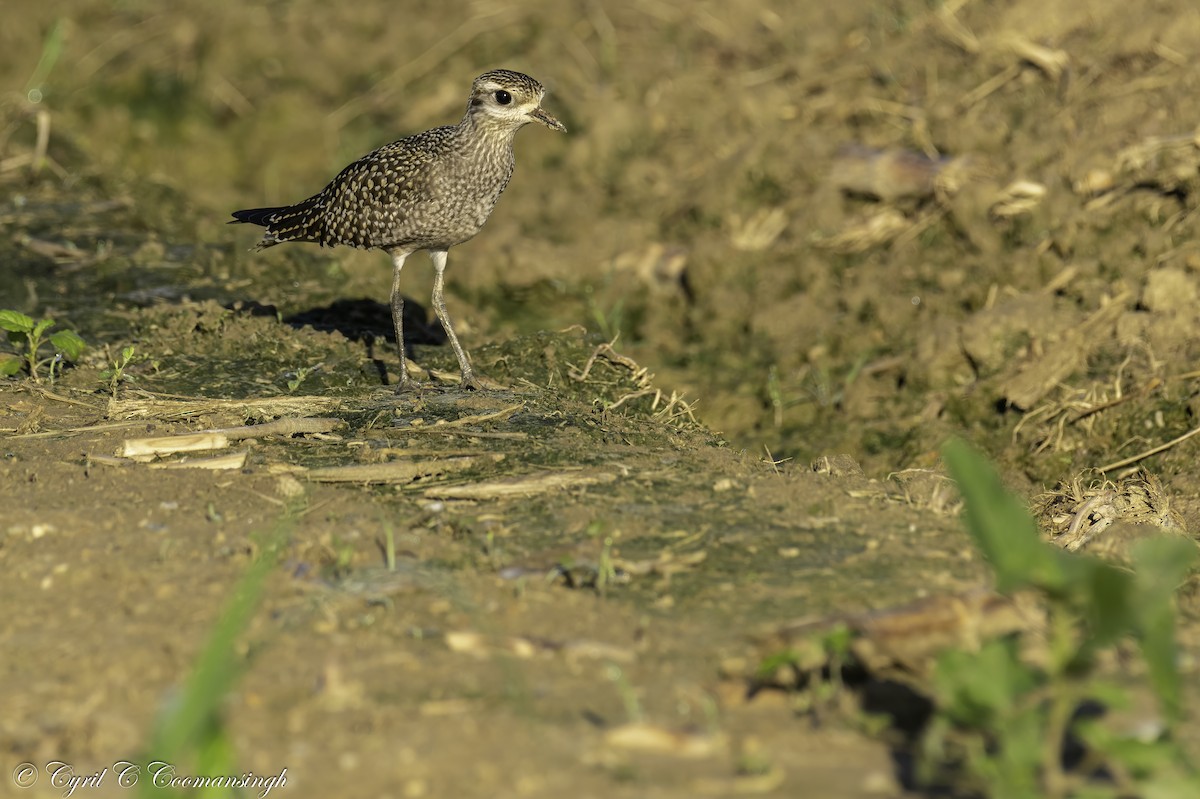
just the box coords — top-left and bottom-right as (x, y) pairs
(467, 69), (566, 133)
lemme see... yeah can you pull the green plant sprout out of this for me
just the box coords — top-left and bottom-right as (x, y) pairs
(597, 535), (617, 596)
(285, 363), (322, 393)
(100, 345), (137, 395)
(0, 310), (86, 382)
(383, 519), (397, 572)
(933, 438), (1199, 799)
(606, 663), (643, 723)
(139, 508), (294, 799)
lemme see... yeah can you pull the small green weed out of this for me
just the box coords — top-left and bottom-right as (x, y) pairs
(0, 310), (86, 382)
(24, 18), (66, 104)
(284, 363), (321, 393)
(100, 345), (137, 395)
(138, 511), (293, 798)
(931, 439), (1199, 798)
(606, 663), (644, 723)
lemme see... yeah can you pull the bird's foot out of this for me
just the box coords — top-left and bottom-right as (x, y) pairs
(391, 358), (432, 393)
(458, 371), (483, 391)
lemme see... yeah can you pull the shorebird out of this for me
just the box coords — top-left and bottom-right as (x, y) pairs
(231, 69), (565, 391)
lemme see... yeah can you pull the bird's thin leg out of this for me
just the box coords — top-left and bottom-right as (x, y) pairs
(389, 249), (416, 392)
(429, 249), (480, 390)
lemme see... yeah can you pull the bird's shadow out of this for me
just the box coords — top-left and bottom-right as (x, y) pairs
(232, 297), (445, 386)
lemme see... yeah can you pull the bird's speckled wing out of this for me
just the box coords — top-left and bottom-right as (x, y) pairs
(244, 127), (456, 251)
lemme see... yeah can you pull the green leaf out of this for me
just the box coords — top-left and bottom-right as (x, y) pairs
(1077, 718), (1180, 778)
(758, 629), (845, 677)
(1131, 537), (1198, 723)
(31, 318), (54, 339)
(1080, 558), (1136, 647)
(0, 310), (34, 333)
(934, 637), (1038, 725)
(0, 353), (22, 375)
(942, 438), (1065, 593)
(49, 329), (86, 360)
(143, 514), (292, 778)
(822, 623), (854, 659)
(993, 708), (1046, 797)
(1132, 537), (1198, 603)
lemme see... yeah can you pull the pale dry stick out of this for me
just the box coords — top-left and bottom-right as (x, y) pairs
(424, 468), (616, 500)
(934, 5), (980, 54)
(406, 403), (523, 430)
(108, 392), (347, 421)
(1096, 423), (1200, 473)
(857, 97), (925, 121)
(566, 340), (614, 381)
(32, 108), (50, 173)
(650, 391), (698, 425)
(400, 428), (528, 441)
(893, 208), (948, 250)
(958, 63), (1022, 110)
(1061, 492), (1114, 550)
(566, 335), (652, 388)
(739, 62), (795, 89)
(307, 456), (498, 485)
(233, 482), (333, 517)
(1042, 265), (1079, 294)
(1023, 402), (1073, 455)
(122, 432), (229, 459)
(210, 417), (344, 440)
(606, 388), (660, 412)
(35, 387), (103, 410)
(4, 420), (148, 441)
(1069, 380), (1155, 425)
(1153, 42), (1188, 67)
(997, 33), (1069, 81)
(815, 208), (911, 254)
(1013, 376), (1140, 456)
(242, 488), (287, 508)
(763, 445), (788, 475)
(860, 97), (938, 156)
(85, 454), (132, 468)
(0, 153), (33, 173)
(1114, 132), (1198, 173)
(147, 450), (249, 471)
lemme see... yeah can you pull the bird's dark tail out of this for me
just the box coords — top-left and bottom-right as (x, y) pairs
(230, 198), (325, 249)
(230, 206), (286, 227)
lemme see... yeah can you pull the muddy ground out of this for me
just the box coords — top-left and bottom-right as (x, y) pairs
(4, 0), (1200, 796)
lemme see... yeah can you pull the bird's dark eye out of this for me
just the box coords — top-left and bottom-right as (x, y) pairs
(494, 90), (512, 105)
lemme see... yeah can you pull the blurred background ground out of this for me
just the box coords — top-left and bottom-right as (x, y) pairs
(5, 0), (1200, 796)
(5, 0), (1200, 487)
